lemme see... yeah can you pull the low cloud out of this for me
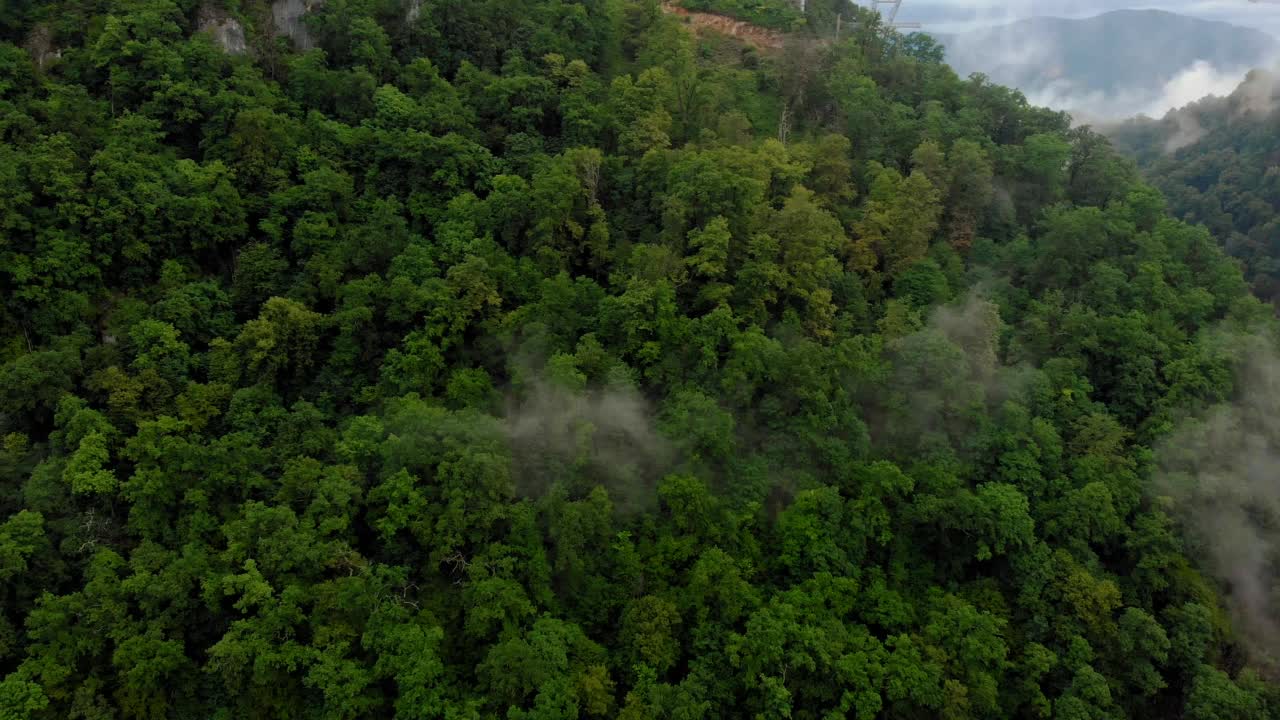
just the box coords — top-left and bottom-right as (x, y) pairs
(1027, 59), (1261, 122)
(505, 377), (674, 510)
(1114, 65), (1280, 155)
(933, 6), (1278, 122)
(1231, 66), (1280, 116)
(1162, 110), (1207, 153)
(877, 293), (1032, 455)
(1154, 332), (1280, 666)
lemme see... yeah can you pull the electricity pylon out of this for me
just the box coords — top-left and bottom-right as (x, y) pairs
(870, 0), (920, 29)
(836, 0), (921, 41)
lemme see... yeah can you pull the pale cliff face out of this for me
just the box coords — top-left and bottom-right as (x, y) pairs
(272, 0), (325, 50)
(197, 4), (247, 55)
(252, 1), (422, 53)
(23, 25), (60, 68)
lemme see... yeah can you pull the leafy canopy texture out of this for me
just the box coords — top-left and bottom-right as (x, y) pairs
(0, 1), (1278, 718)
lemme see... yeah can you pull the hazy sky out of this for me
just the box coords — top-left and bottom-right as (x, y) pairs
(895, 1), (1280, 35)
(893, 1), (1280, 118)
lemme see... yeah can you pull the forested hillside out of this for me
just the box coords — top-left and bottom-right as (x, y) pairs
(1108, 69), (1280, 307)
(1, 1), (1279, 718)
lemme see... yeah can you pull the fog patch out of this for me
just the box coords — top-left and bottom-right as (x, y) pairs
(1030, 60), (1259, 122)
(934, 292), (1036, 404)
(1231, 67), (1280, 118)
(1154, 332), (1280, 665)
(879, 293), (1032, 455)
(935, 9), (1278, 121)
(1147, 60), (1255, 120)
(1116, 66), (1280, 157)
(504, 376), (674, 511)
(1162, 111), (1206, 153)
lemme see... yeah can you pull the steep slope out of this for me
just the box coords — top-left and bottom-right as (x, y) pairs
(661, 2), (787, 50)
(674, 0), (805, 31)
(0, 0), (1278, 718)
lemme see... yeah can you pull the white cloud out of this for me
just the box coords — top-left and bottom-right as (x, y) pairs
(923, 1), (1280, 120)
(1023, 60), (1262, 122)
(1152, 59), (1251, 112)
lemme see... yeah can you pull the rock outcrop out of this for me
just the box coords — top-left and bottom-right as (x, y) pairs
(197, 4), (248, 54)
(405, 0), (423, 24)
(272, 0), (325, 50)
(23, 25), (60, 69)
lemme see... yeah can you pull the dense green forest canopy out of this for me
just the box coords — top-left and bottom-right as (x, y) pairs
(1108, 69), (1280, 308)
(1, 0), (1280, 718)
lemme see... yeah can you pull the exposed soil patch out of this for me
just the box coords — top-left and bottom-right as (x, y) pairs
(661, 3), (786, 51)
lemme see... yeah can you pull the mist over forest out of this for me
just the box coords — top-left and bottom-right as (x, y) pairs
(929, 8), (1278, 120)
(1, 0), (1279, 719)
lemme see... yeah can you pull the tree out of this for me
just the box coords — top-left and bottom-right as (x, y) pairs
(478, 617), (612, 718)
(852, 162), (942, 280)
(684, 216), (730, 282)
(0, 1), (1275, 717)
(233, 297), (328, 388)
(1185, 667), (1266, 720)
(945, 139), (994, 251)
(620, 595), (682, 676)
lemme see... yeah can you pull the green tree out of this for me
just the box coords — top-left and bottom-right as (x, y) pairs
(852, 162), (942, 280)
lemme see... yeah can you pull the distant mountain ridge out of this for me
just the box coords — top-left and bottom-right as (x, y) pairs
(931, 9), (1277, 116)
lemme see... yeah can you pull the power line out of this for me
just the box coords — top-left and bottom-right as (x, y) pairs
(870, 0), (921, 29)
